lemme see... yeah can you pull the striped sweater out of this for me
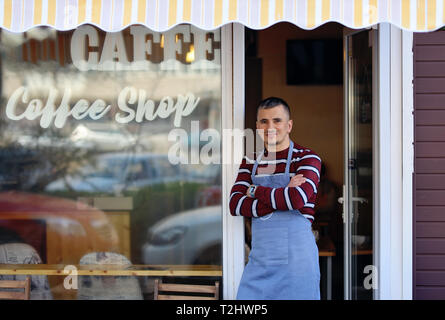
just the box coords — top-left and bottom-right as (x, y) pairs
(229, 142), (322, 223)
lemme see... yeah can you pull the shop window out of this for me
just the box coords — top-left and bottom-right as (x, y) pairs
(0, 25), (222, 300)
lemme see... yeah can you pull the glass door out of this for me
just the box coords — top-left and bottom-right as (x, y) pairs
(342, 29), (374, 300)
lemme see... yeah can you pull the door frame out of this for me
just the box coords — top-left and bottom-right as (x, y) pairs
(226, 22), (414, 300)
(374, 23), (414, 300)
(401, 28), (413, 301)
(343, 23), (414, 300)
(343, 26), (375, 300)
(222, 22), (246, 300)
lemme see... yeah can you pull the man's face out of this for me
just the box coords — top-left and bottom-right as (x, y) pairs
(256, 105), (293, 149)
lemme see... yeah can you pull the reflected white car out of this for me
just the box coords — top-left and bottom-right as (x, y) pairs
(45, 152), (182, 194)
(142, 205), (222, 265)
(70, 124), (137, 152)
(13, 123), (136, 152)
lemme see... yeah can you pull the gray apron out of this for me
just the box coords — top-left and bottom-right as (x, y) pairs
(236, 141), (320, 300)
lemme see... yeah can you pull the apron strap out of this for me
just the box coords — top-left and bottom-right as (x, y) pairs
(284, 140), (294, 179)
(251, 150), (264, 181)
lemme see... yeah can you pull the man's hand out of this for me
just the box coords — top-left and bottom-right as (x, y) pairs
(287, 174), (306, 188)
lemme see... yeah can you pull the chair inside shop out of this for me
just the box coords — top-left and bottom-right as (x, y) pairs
(0, 276), (30, 300)
(154, 278), (219, 300)
(0, 243), (53, 300)
(77, 252), (143, 300)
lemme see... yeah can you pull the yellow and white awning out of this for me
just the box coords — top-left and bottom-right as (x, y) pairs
(0, 0), (444, 33)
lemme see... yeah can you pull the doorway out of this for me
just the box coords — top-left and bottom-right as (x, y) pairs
(243, 22), (374, 300)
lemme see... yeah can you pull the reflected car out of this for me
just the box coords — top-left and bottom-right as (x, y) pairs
(0, 191), (120, 264)
(70, 124), (137, 152)
(0, 190), (124, 299)
(142, 205), (222, 265)
(183, 163), (221, 184)
(11, 123), (136, 152)
(45, 153), (182, 194)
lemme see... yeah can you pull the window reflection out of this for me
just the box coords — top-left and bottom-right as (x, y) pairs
(143, 205), (222, 265)
(0, 25), (222, 299)
(45, 153), (182, 194)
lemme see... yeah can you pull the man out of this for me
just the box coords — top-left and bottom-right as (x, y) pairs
(229, 97), (322, 300)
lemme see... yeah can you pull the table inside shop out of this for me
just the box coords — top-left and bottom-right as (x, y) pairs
(0, 264), (223, 277)
(317, 237), (373, 300)
(0, 264), (222, 300)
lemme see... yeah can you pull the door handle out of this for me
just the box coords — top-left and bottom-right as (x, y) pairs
(338, 185), (367, 224)
(352, 197), (368, 204)
(338, 185), (346, 223)
(338, 196), (368, 204)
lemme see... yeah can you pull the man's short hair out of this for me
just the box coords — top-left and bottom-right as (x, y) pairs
(256, 97), (291, 120)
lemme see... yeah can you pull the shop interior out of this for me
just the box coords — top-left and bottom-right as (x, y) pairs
(244, 22), (373, 300)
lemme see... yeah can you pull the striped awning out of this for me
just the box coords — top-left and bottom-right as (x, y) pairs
(0, 0), (444, 33)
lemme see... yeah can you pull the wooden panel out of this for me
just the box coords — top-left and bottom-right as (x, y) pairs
(416, 142), (445, 157)
(416, 271), (445, 286)
(415, 94), (445, 109)
(415, 127), (445, 141)
(414, 32), (445, 45)
(415, 159), (445, 173)
(415, 78), (445, 94)
(105, 212), (131, 260)
(414, 32), (445, 299)
(415, 61), (445, 77)
(415, 110), (445, 125)
(416, 239), (445, 254)
(416, 190), (445, 206)
(414, 46), (445, 61)
(416, 222), (445, 237)
(415, 174), (445, 189)
(415, 207), (445, 222)
(415, 287), (445, 300)
(416, 255), (445, 270)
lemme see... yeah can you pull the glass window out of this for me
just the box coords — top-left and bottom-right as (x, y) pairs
(0, 25), (222, 300)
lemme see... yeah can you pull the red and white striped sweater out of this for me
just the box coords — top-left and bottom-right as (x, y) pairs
(229, 142), (322, 223)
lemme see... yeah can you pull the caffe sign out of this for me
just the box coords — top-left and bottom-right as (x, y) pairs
(71, 25), (220, 71)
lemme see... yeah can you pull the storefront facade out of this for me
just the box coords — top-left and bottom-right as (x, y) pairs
(0, 0), (443, 300)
